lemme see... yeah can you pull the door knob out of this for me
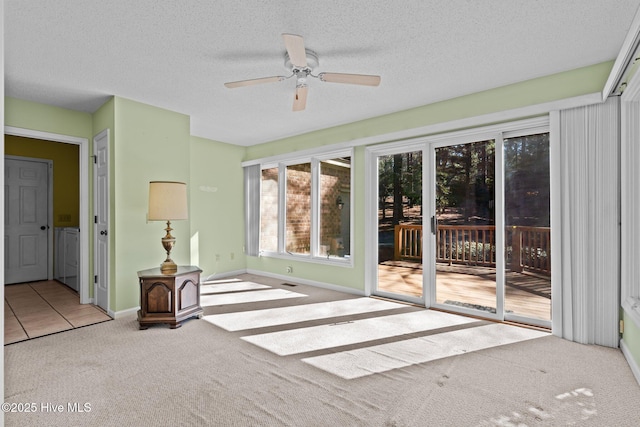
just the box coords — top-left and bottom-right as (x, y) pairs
(40, 226), (46, 230)
(100, 230), (108, 236)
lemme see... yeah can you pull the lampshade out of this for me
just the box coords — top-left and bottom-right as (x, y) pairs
(148, 181), (188, 221)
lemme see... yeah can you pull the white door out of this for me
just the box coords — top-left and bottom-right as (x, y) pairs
(93, 130), (110, 312)
(4, 157), (51, 284)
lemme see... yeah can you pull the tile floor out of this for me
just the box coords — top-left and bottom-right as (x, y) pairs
(4, 280), (112, 345)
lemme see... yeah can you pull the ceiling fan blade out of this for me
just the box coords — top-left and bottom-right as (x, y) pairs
(293, 86), (308, 111)
(319, 72), (381, 86)
(224, 76), (285, 88)
(282, 33), (307, 68)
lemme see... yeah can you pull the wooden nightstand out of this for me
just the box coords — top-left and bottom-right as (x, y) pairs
(137, 265), (203, 329)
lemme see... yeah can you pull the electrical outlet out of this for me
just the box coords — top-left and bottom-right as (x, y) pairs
(215, 254), (220, 261)
(230, 252), (235, 260)
(286, 266), (293, 273)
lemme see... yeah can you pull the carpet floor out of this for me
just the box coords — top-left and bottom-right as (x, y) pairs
(4, 274), (640, 426)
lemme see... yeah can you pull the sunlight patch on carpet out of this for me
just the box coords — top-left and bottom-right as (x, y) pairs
(241, 310), (477, 356)
(302, 323), (549, 379)
(200, 281), (271, 294)
(477, 387), (596, 425)
(200, 289), (307, 307)
(204, 297), (404, 331)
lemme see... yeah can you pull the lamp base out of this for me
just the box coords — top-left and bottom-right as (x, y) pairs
(160, 220), (178, 274)
(160, 259), (178, 274)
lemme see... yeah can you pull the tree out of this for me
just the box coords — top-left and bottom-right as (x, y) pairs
(378, 156), (394, 220)
(504, 133), (550, 226)
(392, 154), (404, 225)
(403, 151), (422, 214)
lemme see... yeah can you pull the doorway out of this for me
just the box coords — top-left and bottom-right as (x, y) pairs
(4, 127), (92, 305)
(369, 121), (552, 328)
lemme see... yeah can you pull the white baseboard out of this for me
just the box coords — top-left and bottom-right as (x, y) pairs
(620, 339), (640, 386)
(246, 269), (365, 296)
(112, 306), (139, 319)
(202, 269), (248, 282)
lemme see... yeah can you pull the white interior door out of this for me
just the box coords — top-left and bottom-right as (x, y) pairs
(4, 157), (52, 284)
(93, 130), (109, 312)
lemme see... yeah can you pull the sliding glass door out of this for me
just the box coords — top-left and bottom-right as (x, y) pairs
(369, 121), (552, 328)
(428, 132), (551, 326)
(503, 133), (551, 323)
(432, 139), (499, 317)
(375, 149), (424, 303)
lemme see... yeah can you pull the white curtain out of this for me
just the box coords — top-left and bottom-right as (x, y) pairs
(558, 97), (620, 347)
(244, 165), (261, 257)
(621, 84), (640, 323)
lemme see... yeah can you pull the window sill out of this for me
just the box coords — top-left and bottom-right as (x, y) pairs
(258, 251), (354, 268)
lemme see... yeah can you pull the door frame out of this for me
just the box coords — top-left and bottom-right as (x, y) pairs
(4, 126), (90, 304)
(4, 155), (54, 281)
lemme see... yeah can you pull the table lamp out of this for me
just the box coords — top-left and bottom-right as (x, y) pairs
(148, 181), (188, 273)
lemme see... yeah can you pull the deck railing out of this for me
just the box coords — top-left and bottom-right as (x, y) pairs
(394, 224), (551, 275)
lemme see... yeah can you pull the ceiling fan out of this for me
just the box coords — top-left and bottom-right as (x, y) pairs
(224, 33), (381, 111)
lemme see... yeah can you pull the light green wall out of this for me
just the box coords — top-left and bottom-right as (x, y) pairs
(5, 97), (92, 139)
(623, 312), (640, 371)
(93, 97), (115, 151)
(3, 95), (243, 313)
(246, 61), (613, 161)
(244, 61), (615, 290)
(4, 96), (218, 313)
(112, 97), (191, 312)
(189, 136), (246, 277)
(0, 60), (624, 314)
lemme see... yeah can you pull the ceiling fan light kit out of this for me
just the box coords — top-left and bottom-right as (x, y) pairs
(224, 33), (381, 111)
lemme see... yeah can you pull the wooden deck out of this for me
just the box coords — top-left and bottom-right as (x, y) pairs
(377, 261), (551, 322)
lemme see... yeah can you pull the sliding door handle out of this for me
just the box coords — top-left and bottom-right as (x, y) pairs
(431, 216), (437, 235)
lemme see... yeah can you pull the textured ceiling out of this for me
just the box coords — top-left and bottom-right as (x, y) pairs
(5, 0), (640, 146)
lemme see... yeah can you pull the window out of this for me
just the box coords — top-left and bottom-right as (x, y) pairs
(257, 151), (352, 263)
(260, 167), (278, 253)
(286, 163), (312, 255)
(319, 158), (351, 258)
